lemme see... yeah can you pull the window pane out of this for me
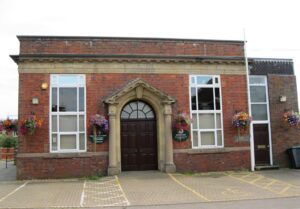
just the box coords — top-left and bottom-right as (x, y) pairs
(250, 76), (266, 85)
(58, 75), (78, 85)
(250, 86), (266, 102)
(193, 131), (198, 147)
(146, 111), (154, 119)
(79, 115), (84, 132)
(198, 88), (214, 110)
(51, 75), (58, 85)
(121, 111), (129, 119)
(60, 135), (76, 149)
(59, 115), (77, 132)
(191, 77), (195, 84)
(130, 102), (137, 111)
(52, 134), (58, 151)
(143, 105), (151, 113)
(79, 76), (85, 85)
(197, 76), (213, 85)
(251, 104), (268, 120)
(52, 116), (57, 132)
(130, 110), (138, 119)
(201, 132), (215, 145)
(217, 130), (222, 146)
(216, 114), (221, 129)
(215, 77), (218, 84)
(215, 88), (220, 110)
(138, 111), (146, 119)
(79, 87), (85, 111)
(191, 87), (197, 110)
(138, 101), (145, 110)
(79, 133), (85, 150)
(59, 88), (77, 112)
(198, 113), (214, 129)
(192, 114), (197, 129)
(123, 105), (132, 113)
(52, 88), (57, 112)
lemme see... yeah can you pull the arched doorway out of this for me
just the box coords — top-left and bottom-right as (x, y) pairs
(120, 100), (158, 171)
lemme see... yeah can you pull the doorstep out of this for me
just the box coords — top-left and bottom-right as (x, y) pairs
(255, 165), (280, 171)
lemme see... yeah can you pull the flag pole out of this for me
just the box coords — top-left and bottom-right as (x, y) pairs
(243, 29), (255, 171)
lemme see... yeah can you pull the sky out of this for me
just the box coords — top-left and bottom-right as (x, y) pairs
(0, 0), (300, 119)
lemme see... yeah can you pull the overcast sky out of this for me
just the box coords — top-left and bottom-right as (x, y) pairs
(0, 0), (299, 119)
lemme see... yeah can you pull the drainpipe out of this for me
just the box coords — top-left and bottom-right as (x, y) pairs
(244, 29), (255, 171)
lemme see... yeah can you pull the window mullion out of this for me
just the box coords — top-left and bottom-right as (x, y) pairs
(57, 87), (60, 151)
(213, 84), (217, 146)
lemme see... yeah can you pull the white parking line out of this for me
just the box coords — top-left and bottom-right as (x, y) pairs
(80, 180), (86, 207)
(115, 176), (130, 206)
(0, 181), (28, 203)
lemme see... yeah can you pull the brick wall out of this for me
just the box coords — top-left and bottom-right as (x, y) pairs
(18, 37), (244, 57)
(174, 150), (250, 172)
(19, 73), (249, 152)
(268, 75), (300, 167)
(18, 72), (250, 178)
(19, 73), (50, 153)
(17, 154), (108, 179)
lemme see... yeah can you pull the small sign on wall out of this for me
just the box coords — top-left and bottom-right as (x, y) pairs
(173, 129), (189, 142)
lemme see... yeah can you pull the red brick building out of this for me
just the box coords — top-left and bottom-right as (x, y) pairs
(10, 36), (300, 179)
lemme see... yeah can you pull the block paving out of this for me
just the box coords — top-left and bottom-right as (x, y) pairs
(0, 169), (299, 208)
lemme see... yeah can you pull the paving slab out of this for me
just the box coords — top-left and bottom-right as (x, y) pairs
(0, 181), (25, 201)
(257, 169), (300, 186)
(0, 161), (16, 182)
(0, 169), (299, 208)
(228, 170), (300, 197)
(118, 171), (204, 205)
(0, 180), (83, 208)
(81, 176), (129, 207)
(170, 172), (282, 202)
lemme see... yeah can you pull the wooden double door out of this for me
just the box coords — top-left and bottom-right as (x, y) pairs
(120, 101), (158, 171)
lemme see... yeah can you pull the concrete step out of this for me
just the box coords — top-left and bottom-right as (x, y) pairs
(255, 165), (280, 171)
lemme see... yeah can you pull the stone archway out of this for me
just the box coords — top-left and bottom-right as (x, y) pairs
(104, 78), (176, 175)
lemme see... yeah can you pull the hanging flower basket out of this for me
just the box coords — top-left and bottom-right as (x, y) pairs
(232, 111), (252, 139)
(232, 111), (252, 130)
(172, 112), (191, 142)
(283, 110), (300, 128)
(20, 114), (43, 135)
(89, 114), (109, 147)
(0, 118), (18, 134)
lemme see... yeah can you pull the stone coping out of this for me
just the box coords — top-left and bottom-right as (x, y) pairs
(174, 146), (250, 155)
(17, 152), (108, 159)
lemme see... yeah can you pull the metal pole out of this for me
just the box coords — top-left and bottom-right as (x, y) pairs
(243, 29), (255, 171)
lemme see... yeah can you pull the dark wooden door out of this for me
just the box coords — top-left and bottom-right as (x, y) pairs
(254, 124), (270, 165)
(121, 119), (157, 171)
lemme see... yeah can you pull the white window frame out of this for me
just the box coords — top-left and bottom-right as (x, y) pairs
(249, 76), (270, 123)
(49, 74), (86, 153)
(249, 75), (273, 165)
(189, 75), (224, 149)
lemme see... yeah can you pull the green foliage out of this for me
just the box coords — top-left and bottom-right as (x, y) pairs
(0, 134), (6, 147)
(0, 135), (18, 148)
